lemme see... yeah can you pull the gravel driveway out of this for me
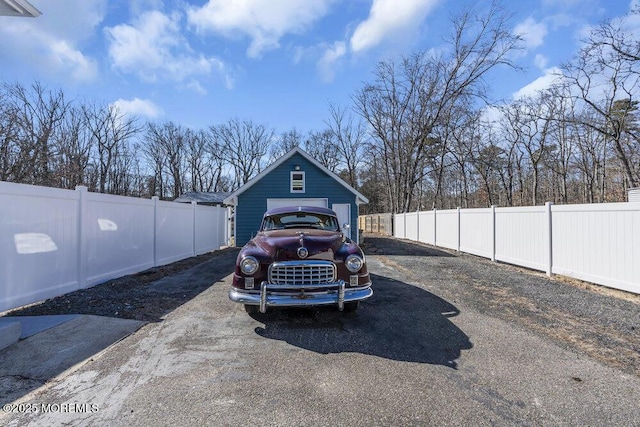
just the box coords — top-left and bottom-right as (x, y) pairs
(2, 235), (639, 426)
(361, 236), (640, 377)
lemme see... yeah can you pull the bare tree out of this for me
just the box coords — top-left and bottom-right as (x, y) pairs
(469, 135), (504, 206)
(183, 129), (209, 192)
(572, 111), (608, 202)
(211, 119), (273, 188)
(325, 104), (366, 189)
(204, 129), (232, 192)
(305, 129), (339, 172)
(0, 89), (21, 182)
(51, 105), (94, 189)
(143, 122), (188, 199)
(446, 110), (486, 207)
(498, 94), (554, 206)
(358, 148), (389, 213)
(539, 86), (579, 204)
(83, 102), (140, 194)
(268, 128), (303, 163)
(141, 127), (166, 199)
(561, 9), (640, 189)
(1, 82), (69, 186)
(353, 1), (522, 213)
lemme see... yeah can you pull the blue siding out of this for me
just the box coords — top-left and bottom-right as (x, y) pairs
(235, 153), (359, 245)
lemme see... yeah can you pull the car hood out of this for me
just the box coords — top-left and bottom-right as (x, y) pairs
(252, 229), (346, 260)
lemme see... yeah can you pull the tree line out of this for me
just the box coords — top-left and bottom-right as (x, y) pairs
(0, 81), (364, 201)
(1, 3), (638, 213)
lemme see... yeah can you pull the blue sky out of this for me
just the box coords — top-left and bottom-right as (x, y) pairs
(0, 0), (636, 135)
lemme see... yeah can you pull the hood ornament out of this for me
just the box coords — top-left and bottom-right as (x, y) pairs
(297, 232), (307, 259)
(297, 246), (308, 259)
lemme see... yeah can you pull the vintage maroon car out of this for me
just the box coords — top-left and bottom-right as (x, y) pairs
(229, 206), (373, 314)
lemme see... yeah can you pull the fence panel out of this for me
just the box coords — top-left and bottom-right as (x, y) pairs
(417, 211), (434, 244)
(196, 204), (227, 254)
(1, 182), (80, 311)
(1, 181), (227, 312)
(435, 209), (458, 250)
(84, 191), (155, 286)
(358, 213), (392, 235)
(394, 214), (406, 239)
(459, 208), (493, 259)
(392, 202), (639, 295)
(405, 212), (418, 241)
(495, 206), (547, 272)
(156, 200), (197, 266)
(552, 203), (640, 294)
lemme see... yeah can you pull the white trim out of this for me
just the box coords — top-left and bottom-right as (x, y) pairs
(290, 170), (305, 193)
(0, 0), (41, 16)
(223, 147), (368, 206)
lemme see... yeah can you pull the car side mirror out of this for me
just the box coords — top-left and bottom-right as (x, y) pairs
(342, 223), (350, 230)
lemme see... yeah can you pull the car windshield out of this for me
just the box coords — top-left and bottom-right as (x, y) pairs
(261, 212), (340, 231)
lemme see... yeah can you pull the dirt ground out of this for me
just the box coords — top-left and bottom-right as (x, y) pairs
(2, 247), (240, 322)
(362, 236), (640, 378)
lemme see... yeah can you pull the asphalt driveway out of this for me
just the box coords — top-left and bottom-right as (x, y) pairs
(2, 236), (639, 426)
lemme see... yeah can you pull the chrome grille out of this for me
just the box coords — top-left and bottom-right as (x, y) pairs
(268, 261), (336, 285)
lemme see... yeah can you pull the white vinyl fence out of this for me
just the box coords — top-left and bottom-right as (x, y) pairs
(395, 202), (640, 295)
(1, 181), (228, 312)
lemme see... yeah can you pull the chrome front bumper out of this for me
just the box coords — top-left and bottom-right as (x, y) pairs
(229, 280), (373, 313)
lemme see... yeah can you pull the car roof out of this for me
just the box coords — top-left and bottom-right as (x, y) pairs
(263, 206), (338, 217)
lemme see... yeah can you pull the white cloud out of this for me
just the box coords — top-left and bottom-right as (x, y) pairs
(0, 0), (104, 83)
(480, 105), (502, 128)
(534, 54), (548, 70)
(185, 80), (207, 95)
(31, 0), (107, 42)
(317, 41), (346, 83)
(513, 17), (548, 50)
(350, 0), (440, 53)
(513, 67), (563, 99)
(187, 0), (333, 58)
(110, 97), (162, 119)
(106, 10), (230, 89)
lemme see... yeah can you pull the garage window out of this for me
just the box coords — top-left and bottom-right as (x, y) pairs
(290, 171), (305, 193)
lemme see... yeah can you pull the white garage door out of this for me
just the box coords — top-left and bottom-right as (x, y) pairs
(266, 198), (328, 210)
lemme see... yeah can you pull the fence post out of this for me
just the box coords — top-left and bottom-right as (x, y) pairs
(391, 213), (395, 237)
(192, 201), (197, 256)
(402, 213), (406, 239)
(491, 205), (496, 262)
(152, 196), (159, 266)
(416, 209), (420, 242)
(75, 186), (88, 289)
(433, 208), (437, 246)
(546, 201), (553, 277)
(457, 207), (461, 252)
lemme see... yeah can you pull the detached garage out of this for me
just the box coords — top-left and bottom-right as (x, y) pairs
(223, 147), (368, 246)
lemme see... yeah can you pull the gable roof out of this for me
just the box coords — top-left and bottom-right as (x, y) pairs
(223, 146), (368, 206)
(174, 191), (231, 204)
(0, 0), (41, 17)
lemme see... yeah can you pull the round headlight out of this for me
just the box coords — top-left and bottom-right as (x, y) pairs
(345, 254), (364, 273)
(240, 256), (259, 275)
